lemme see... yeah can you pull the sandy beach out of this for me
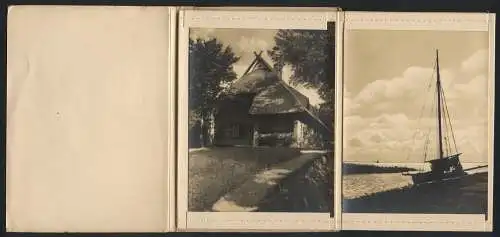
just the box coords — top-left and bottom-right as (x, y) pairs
(343, 162), (488, 214)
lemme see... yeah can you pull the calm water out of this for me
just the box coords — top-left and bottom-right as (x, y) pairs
(344, 162), (487, 172)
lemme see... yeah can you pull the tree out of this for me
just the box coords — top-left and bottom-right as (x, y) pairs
(189, 37), (240, 147)
(268, 29), (334, 101)
(268, 29), (335, 132)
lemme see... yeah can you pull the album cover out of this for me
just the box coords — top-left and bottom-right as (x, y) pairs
(6, 6), (495, 233)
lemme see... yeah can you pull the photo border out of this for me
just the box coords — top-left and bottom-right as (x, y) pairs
(334, 10), (345, 230)
(339, 11), (495, 232)
(176, 6), (341, 232)
(165, 7), (178, 232)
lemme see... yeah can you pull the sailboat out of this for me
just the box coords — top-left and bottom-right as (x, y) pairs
(409, 50), (467, 185)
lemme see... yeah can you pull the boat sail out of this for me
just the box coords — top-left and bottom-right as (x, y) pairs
(409, 50), (467, 184)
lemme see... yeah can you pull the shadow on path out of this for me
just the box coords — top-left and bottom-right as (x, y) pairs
(256, 154), (333, 213)
(188, 147), (302, 212)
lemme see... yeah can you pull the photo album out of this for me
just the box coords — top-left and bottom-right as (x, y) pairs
(5, 6), (495, 233)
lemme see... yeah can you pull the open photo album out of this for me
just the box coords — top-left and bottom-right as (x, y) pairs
(5, 6), (495, 233)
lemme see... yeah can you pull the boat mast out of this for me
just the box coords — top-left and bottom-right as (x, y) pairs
(436, 49), (444, 160)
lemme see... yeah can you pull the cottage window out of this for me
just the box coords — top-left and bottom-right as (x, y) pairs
(224, 124), (240, 138)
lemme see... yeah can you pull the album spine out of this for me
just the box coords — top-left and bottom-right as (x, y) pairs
(486, 12), (495, 232)
(334, 9), (345, 232)
(164, 6), (179, 233)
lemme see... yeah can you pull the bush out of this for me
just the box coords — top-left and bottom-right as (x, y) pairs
(258, 133), (294, 147)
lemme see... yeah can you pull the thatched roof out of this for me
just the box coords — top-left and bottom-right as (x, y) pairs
(249, 83), (309, 114)
(225, 51), (331, 134)
(229, 69), (279, 94)
(228, 52), (310, 114)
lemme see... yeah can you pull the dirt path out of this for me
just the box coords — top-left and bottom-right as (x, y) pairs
(188, 147), (302, 211)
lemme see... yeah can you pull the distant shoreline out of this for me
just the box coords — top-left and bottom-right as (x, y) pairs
(343, 162), (488, 175)
(344, 161), (487, 167)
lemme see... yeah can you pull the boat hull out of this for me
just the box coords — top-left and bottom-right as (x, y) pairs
(410, 170), (467, 185)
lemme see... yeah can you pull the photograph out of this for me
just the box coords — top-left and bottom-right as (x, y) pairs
(342, 29), (491, 215)
(187, 26), (335, 213)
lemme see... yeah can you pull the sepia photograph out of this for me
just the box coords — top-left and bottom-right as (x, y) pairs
(186, 26), (335, 213)
(342, 29), (492, 215)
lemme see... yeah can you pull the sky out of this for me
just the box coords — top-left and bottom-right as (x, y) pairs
(190, 28), (325, 106)
(343, 30), (490, 164)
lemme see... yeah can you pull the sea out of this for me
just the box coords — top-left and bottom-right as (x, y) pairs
(344, 162), (488, 173)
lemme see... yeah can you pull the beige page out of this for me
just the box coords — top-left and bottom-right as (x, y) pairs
(6, 6), (177, 232)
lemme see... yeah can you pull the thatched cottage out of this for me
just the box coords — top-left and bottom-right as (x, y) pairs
(212, 52), (331, 148)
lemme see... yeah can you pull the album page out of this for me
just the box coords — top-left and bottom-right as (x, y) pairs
(339, 11), (495, 232)
(6, 6), (178, 232)
(177, 7), (341, 232)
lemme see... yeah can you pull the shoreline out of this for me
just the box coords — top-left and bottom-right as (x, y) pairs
(343, 161), (488, 172)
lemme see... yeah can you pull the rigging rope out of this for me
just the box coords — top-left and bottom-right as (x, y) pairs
(423, 127), (432, 162)
(441, 94), (451, 157)
(406, 61), (436, 163)
(441, 85), (459, 154)
(437, 69), (459, 156)
(424, 84), (437, 162)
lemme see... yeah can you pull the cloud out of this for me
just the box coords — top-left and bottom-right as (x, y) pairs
(343, 91), (360, 116)
(349, 137), (363, 147)
(190, 28), (215, 40)
(344, 113), (488, 163)
(353, 67), (429, 103)
(345, 49), (490, 164)
(236, 36), (270, 56)
(461, 49), (488, 75)
(350, 49), (488, 119)
(351, 66), (457, 117)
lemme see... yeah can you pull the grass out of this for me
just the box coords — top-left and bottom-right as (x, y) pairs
(257, 153), (333, 212)
(188, 146), (302, 211)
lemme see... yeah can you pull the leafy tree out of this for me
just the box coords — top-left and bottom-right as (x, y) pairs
(268, 29), (335, 132)
(189, 38), (240, 147)
(268, 29), (334, 101)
